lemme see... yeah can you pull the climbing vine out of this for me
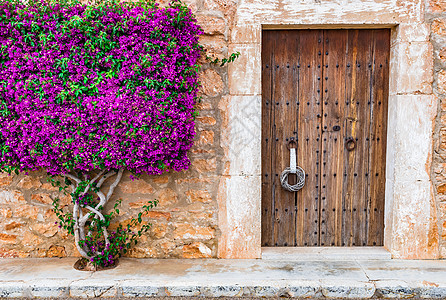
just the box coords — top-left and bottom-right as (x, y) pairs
(0, 0), (237, 268)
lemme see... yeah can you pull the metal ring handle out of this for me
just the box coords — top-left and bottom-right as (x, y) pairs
(345, 137), (356, 151)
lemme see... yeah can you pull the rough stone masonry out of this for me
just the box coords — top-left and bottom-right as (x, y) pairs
(430, 0), (446, 258)
(1, 0), (446, 259)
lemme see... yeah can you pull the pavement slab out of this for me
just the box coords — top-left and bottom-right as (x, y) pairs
(0, 257), (445, 298)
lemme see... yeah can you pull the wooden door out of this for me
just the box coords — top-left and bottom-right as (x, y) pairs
(261, 29), (390, 247)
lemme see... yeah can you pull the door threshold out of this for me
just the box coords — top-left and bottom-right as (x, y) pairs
(261, 247), (391, 260)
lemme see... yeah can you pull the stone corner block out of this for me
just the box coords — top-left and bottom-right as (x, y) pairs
(218, 175), (261, 259)
(228, 44), (261, 95)
(220, 95), (261, 176)
(230, 23), (261, 44)
(390, 42), (433, 95)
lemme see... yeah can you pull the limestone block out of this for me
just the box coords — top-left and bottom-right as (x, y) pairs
(17, 176), (42, 189)
(427, 0), (446, 12)
(185, 190), (212, 203)
(192, 158), (217, 173)
(0, 233), (17, 244)
(0, 173), (13, 187)
(173, 223), (215, 240)
(0, 282), (28, 298)
(199, 35), (227, 61)
(228, 44), (261, 95)
(196, 14), (226, 35)
(165, 285), (201, 297)
(196, 115), (217, 125)
(120, 280), (160, 297)
(218, 175), (261, 258)
(393, 23), (430, 43)
(220, 95), (261, 176)
(196, 130), (214, 145)
(390, 42), (433, 95)
(182, 242), (212, 258)
(230, 23), (261, 44)
(387, 95), (439, 259)
(119, 179), (153, 194)
(0, 208), (12, 219)
(199, 69), (224, 97)
(438, 47), (446, 63)
(31, 193), (52, 205)
(29, 279), (69, 298)
(202, 285), (243, 297)
(438, 69), (446, 95)
(13, 204), (39, 220)
(374, 280), (416, 298)
(234, 0), (422, 25)
(0, 190), (25, 204)
(432, 19), (446, 36)
(320, 280), (375, 298)
(156, 188), (178, 207)
(69, 280), (118, 298)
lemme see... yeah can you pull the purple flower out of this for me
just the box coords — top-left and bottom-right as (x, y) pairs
(0, 0), (201, 177)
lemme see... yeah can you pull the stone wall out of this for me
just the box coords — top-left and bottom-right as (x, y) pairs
(1, 0), (446, 259)
(428, 0), (446, 258)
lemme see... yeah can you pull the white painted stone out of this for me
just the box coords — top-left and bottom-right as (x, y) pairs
(230, 23), (261, 44)
(235, 0), (422, 26)
(389, 42), (433, 95)
(392, 23), (430, 43)
(221, 95), (261, 176)
(387, 95), (438, 259)
(228, 44), (261, 95)
(218, 175), (261, 258)
(384, 95), (398, 251)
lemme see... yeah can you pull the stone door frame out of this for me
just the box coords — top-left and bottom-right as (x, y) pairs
(218, 0), (439, 259)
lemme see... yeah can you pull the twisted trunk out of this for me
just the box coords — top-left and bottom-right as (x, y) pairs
(63, 169), (124, 260)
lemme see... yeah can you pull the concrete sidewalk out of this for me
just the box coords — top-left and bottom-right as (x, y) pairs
(0, 256), (446, 298)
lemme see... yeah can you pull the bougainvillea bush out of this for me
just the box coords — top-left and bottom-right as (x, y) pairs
(0, 0), (206, 268)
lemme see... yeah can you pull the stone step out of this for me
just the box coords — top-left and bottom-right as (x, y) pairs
(262, 246), (392, 260)
(0, 258), (445, 298)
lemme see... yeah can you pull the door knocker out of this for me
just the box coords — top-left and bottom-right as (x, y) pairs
(280, 138), (305, 192)
(345, 137), (356, 151)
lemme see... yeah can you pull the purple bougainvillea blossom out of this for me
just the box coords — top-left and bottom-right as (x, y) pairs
(0, 0), (203, 176)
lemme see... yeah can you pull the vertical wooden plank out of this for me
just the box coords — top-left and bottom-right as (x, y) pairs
(261, 30), (274, 246)
(295, 30), (323, 246)
(320, 30), (347, 246)
(343, 30), (374, 246)
(272, 30), (299, 246)
(339, 30), (355, 247)
(341, 30), (373, 246)
(367, 29), (390, 246)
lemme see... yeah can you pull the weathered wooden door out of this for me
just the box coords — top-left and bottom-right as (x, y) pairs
(261, 29), (390, 247)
